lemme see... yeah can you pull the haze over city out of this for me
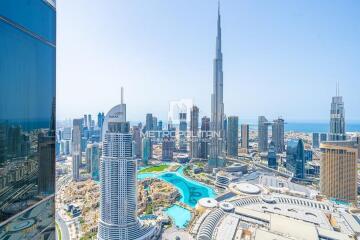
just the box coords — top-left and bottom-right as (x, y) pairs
(57, 0), (360, 122)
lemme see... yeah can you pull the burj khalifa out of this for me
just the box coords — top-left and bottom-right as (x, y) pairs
(208, 2), (225, 169)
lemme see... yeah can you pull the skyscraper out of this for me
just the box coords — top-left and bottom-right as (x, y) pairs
(179, 112), (187, 152)
(132, 126), (142, 158)
(152, 116), (158, 131)
(268, 141), (277, 169)
(98, 90), (156, 240)
(84, 114), (88, 128)
(86, 143), (92, 173)
(320, 133), (328, 143)
(200, 116), (210, 159)
(190, 106), (200, 158)
(272, 118), (285, 153)
(72, 119), (82, 181)
(241, 124), (249, 150)
(312, 132), (320, 149)
(90, 143), (100, 181)
(0, 1), (56, 237)
(320, 141), (357, 203)
(226, 116), (239, 157)
(209, 3), (225, 169)
(146, 113), (153, 132)
(286, 139), (305, 179)
(142, 137), (152, 165)
(329, 86), (346, 141)
(98, 112), (105, 128)
(162, 136), (175, 161)
(258, 116), (270, 152)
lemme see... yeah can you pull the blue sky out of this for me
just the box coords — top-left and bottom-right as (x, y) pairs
(57, 0), (360, 123)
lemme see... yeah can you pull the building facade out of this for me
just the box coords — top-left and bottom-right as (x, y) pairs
(162, 136), (175, 161)
(329, 91), (346, 141)
(98, 94), (156, 240)
(258, 116), (270, 152)
(72, 118), (82, 181)
(268, 141), (277, 169)
(142, 137), (152, 165)
(0, 0), (56, 238)
(272, 118), (285, 153)
(312, 132), (320, 149)
(132, 126), (142, 158)
(226, 116), (239, 157)
(320, 141), (357, 203)
(286, 139), (305, 179)
(241, 124), (249, 150)
(145, 113), (153, 132)
(200, 117), (210, 159)
(190, 106), (199, 158)
(179, 112), (187, 152)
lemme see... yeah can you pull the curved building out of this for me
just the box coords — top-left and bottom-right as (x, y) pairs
(286, 139), (305, 179)
(98, 90), (156, 240)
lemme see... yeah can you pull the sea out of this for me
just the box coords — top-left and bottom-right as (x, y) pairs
(248, 122), (360, 133)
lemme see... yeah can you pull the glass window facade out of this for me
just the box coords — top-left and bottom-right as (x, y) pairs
(286, 139), (305, 179)
(0, 0), (56, 239)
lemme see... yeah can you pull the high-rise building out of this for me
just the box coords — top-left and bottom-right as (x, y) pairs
(153, 116), (158, 131)
(241, 124), (249, 150)
(84, 114), (88, 128)
(312, 132), (320, 149)
(158, 120), (163, 131)
(320, 141), (358, 203)
(98, 90), (156, 240)
(268, 141), (277, 169)
(329, 86), (346, 141)
(190, 106), (200, 158)
(162, 136), (175, 161)
(85, 143), (92, 173)
(98, 112), (105, 128)
(132, 126), (142, 158)
(272, 118), (285, 153)
(142, 137), (152, 166)
(90, 142), (100, 181)
(286, 139), (305, 179)
(226, 116), (239, 157)
(200, 117), (210, 159)
(209, 3), (225, 169)
(146, 113), (153, 132)
(320, 133), (328, 143)
(0, 0), (56, 238)
(88, 114), (93, 128)
(179, 112), (187, 152)
(62, 127), (72, 140)
(72, 119), (82, 181)
(258, 116), (270, 152)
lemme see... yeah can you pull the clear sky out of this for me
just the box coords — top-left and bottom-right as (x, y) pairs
(57, 0), (360, 123)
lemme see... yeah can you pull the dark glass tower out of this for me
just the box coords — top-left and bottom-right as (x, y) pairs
(286, 139), (305, 179)
(0, 0), (56, 239)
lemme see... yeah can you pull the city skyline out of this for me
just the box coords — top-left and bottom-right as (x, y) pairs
(57, 0), (360, 121)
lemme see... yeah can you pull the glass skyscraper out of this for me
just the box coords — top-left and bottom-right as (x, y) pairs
(286, 139), (305, 179)
(226, 116), (239, 157)
(0, 0), (56, 239)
